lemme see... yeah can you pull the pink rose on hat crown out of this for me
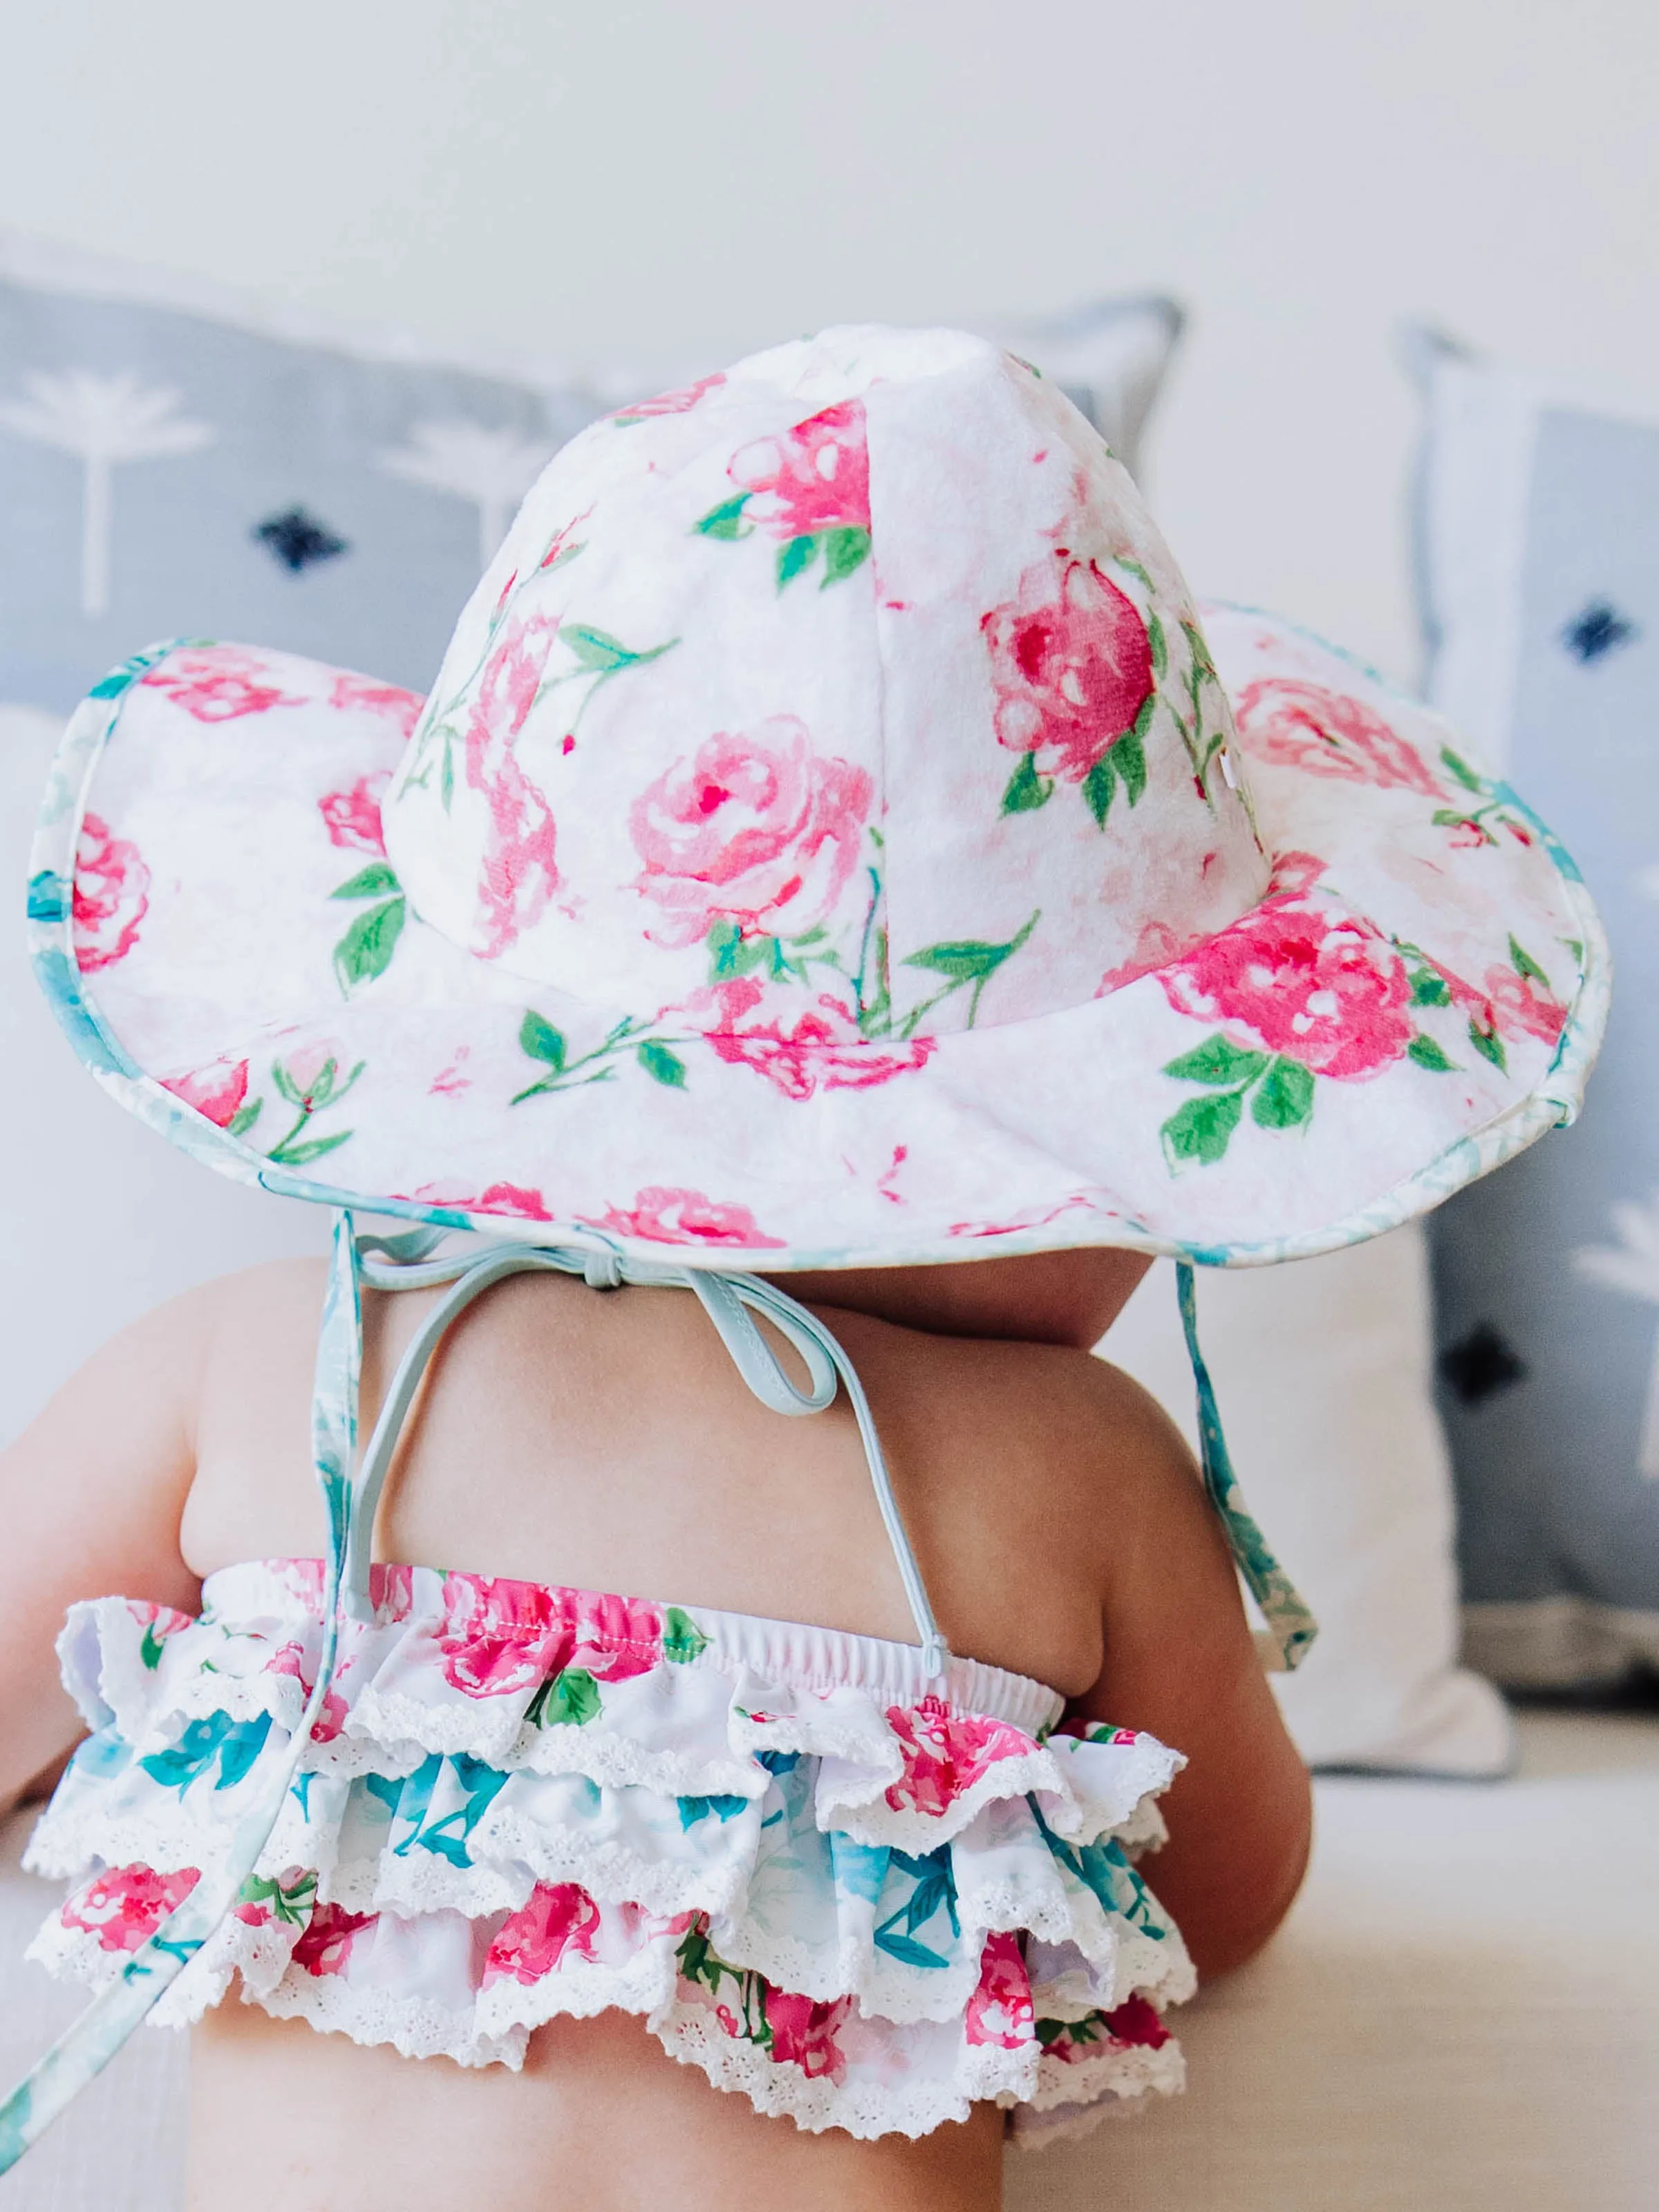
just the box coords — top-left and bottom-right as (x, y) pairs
(61, 1863), (199, 1953)
(729, 400), (870, 538)
(141, 648), (303, 723)
(462, 615), (563, 959)
(983, 555), (1154, 798)
(73, 812), (149, 972)
(412, 1180), (552, 1221)
(630, 717), (872, 949)
(585, 1186), (785, 1248)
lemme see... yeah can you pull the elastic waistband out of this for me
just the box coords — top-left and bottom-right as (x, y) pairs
(198, 1559), (1067, 1738)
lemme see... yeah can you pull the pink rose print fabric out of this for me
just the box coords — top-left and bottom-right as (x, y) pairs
(435, 1575), (664, 1699)
(964, 1931), (1035, 2050)
(292, 1902), (376, 1978)
(883, 1697), (1036, 1818)
(697, 399), (872, 588)
(28, 1559), (1190, 2142)
(583, 1186), (785, 1248)
(484, 1882), (601, 1984)
(140, 648), (301, 722)
(983, 555), (1154, 809)
(160, 1058), (251, 1130)
(461, 615), (563, 959)
(1163, 901), (1416, 1082)
(759, 1988), (853, 2082)
(71, 813), (149, 972)
(39, 330), (1602, 1301)
(319, 771), (392, 855)
(630, 718), (872, 948)
(611, 371), (726, 425)
(61, 1864), (199, 1953)
(704, 982), (936, 1100)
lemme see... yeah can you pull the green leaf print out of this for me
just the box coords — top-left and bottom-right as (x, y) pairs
(262, 1052), (364, 1169)
(139, 1621), (169, 1671)
(1145, 608), (1168, 678)
(330, 861), (400, 901)
(538, 1667), (601, 1727)
(821, 525), (871, 582)
(1468, 1017), (1508, 1073)
(238, 1871), (318, 1926)
(694, 493), (753, 540)
(1408, 967), (1452, 1007)
(265, 1129), (354, 1169)
(333, 897), (406, 993)
(561, 624), (644, 672)
(776, 533), (818, 588)
(520, 1010), (568, 1071)
(1161, 1036), (1268, 1087)
(1121, 695), (1154, 788)
(227, 1098), (263, 1140)
(1440, 744), (1485, 794)
(901, 911), (1039, 1029)
(1407, 1033), (1458, 1072)
(1000, 751), (1053, 814)
(1250, 1056), (1315, 1130)
(663, 1606), (710, 1663)
(1159, 1087), (1245, 1169)
(1082, 755), (1116, 827)
(637, 1040), (687, 1087)
(1509, 933), (1548, 985)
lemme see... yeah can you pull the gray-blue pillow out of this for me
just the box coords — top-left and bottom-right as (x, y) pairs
(1410, 331), (1659, 1689)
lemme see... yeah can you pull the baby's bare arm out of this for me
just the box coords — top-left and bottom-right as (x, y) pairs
(0, 1286), (210, 1813)
(1065, 1358), (1313, 1980)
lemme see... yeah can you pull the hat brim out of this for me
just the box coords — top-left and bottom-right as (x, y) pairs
(29, 610), (1606, 1273)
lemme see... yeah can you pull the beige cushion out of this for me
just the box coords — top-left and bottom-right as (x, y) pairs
(2, 1716), (1654, 2210)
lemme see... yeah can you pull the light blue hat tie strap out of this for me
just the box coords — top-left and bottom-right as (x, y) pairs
(1176, 1260), (1318, 1672)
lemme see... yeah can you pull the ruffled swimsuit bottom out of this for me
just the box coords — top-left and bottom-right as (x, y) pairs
(26, 1558), (1194, 2146)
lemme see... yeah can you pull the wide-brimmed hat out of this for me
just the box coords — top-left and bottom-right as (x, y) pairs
(29, 325), (1606, 1271)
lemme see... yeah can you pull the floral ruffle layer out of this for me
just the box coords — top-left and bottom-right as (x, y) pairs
(26, 1561), (1193, 2145)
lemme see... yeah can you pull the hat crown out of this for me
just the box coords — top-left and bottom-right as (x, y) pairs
(383, 326), (1268, 1042)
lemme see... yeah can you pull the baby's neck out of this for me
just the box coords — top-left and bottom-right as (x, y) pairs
(768, 1246), (1152, 1351)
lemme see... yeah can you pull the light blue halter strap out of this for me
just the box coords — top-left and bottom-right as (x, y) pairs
(344, 1233), (948, 1675)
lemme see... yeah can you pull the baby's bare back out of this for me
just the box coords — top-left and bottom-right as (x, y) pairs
(180, 1259), (1145, 1697)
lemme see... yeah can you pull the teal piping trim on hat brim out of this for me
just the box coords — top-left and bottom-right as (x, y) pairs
(30, 639), (1611, 1277)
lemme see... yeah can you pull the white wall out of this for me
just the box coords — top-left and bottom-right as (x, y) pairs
(1, 0), (1654, 683)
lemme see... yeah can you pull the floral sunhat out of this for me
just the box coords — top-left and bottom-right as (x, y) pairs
(30, 324), (1608, 1272)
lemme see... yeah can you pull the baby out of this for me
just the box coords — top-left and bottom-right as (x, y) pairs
(3, 1246), (1306, 2211)
(0, 326), (1602, 2211)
